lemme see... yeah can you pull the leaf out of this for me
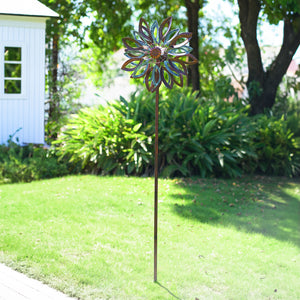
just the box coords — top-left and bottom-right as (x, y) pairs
(133, 123), (142, 132)
(202, 120), (217, 137)
(161, 164), (189, 177)
(218, 152), (224, 167)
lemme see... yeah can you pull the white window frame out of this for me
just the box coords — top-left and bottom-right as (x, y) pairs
(0, 42), (26, 99)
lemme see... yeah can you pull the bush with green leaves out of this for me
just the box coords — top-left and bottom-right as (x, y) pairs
(54, 104), (152, 175)
(272, 96), (300, 146)
(0, 140), (70, 183)
(2, 90), (298, 183)
(54, 87), (300, 178)
(157, 89), (256, 177)
(272, 70), (300, 141)
(55, 88), (257, 177)
(249, 115), (300, 177)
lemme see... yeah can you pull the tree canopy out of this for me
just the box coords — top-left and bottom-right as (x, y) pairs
(43, 0), (300, 116)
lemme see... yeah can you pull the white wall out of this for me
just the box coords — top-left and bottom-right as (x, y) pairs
(0, 15), (46, 144)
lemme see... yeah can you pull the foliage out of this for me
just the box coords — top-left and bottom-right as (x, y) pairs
(2, 90), (299, 182)
(39, 0), (86, 141)
(272, 70), (300, 139)
(38, 0), (299, 117)
(286, 100), (300, 139)
(54, 88), (300, 178)
(55, 88), (254, 178)
(249, 115), (300, 177)
(197, 10), (247, 100)
(157, 89), (255, 178)
(54, 104), (152, 175)
(78, 0), (243, 99)
(262, 0), (300, 25)
(77, 0), (133, 74)
(132, 0), (187, 24)
(45, 48), (84, 143)
(198, 23), (228, 97)
(0, 140), (70, 184)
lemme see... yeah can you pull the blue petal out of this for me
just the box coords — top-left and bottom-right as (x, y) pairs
(150, 20), (160, 44)
(131, 59), (150, 78)
(168, 46), (193, 56)
(132, 30), (149, 46)
(164, 60), (180, 77)
(164, 29), (179, 46)
(151, 65), (161, 87)
(125, 49), (148, 58)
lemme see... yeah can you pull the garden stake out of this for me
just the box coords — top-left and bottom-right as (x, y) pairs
(121, 17), (198, 282)
(154, 87), (159, 282)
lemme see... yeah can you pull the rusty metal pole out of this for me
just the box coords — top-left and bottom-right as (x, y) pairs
(154, 88), (159, 282)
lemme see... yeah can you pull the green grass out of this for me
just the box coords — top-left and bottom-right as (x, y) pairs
(0, 175), (299, 300)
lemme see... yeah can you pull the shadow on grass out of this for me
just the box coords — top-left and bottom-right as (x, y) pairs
(169, 176), (300, 247)
(156, 281), (182, 300)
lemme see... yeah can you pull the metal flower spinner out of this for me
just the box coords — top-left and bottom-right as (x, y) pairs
(121, 17), (198, 92)
(121, 17), (198, 283)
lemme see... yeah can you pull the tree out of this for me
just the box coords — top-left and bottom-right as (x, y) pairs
(39, 0), (86, 138)
(237, 0), (300, 115)
(39, 0), (73, 120)
(185, 0), (202, 91)
(79, 0), (133, 72)
(77, 0), (205, 92)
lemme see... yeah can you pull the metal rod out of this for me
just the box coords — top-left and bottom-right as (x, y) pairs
(154, 88), (159, 282)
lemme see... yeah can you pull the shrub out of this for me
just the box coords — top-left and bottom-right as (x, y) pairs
(0, 140), (70, 183)
(54, 104), (152, 175)
(157, 89), (256, 177)
(55, 88), (257, 178)
(54, 87), (300, 178)
(250, 115), (300, 177)
(272, 71), (300, 140)
(3, 88), (298, 183)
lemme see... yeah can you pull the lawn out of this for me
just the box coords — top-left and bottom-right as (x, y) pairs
(0, 175), (299, 300)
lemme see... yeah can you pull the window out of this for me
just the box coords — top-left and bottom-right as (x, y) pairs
(4, 47), (22, 94)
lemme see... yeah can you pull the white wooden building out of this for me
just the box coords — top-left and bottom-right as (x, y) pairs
(0, 0), (58, 145)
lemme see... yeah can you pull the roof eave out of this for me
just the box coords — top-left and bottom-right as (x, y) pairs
(0, 12), (59, 18)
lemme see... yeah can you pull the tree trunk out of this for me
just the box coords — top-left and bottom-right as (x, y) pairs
(238, 0), (300, 115)
(49, 28), (59, 120)
(185, 0), (201, 92)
